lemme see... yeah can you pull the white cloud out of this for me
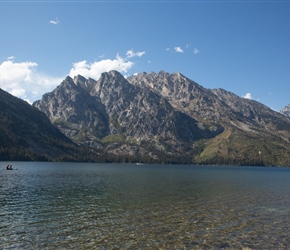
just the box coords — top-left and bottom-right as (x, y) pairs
(11, 87), (26, 97)
(126, 49), (146, 58)
(0, 59), (63, 103)
(7, 56), (15, 61)
(174, 47), (184, 53)
(69, 53), (134, 80)
(243, 93), (252, 99)
(49, 18), (60, 25)
(193, 48), (200, 54)
(0, 50), (143, 103)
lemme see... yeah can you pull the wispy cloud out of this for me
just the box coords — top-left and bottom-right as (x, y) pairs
(168, 45), (199, 55)
(6, 56), (15, 61)
(174, 47), (184, 53)
(126, 49), (146, 58)
(243, 93), (252, 99)
(49, 18), (60, 25)
(193, 48), (200, 54)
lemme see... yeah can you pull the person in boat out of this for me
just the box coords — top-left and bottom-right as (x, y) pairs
(6, 165), (13, 170)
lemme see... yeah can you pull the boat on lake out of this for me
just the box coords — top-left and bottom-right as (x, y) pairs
(6, 165), (13, 170)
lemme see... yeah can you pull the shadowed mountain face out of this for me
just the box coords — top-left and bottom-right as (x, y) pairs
(33, 70), (290, 166)
(0, 88), (80, 161)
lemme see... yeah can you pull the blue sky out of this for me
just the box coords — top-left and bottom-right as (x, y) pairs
(0, 1), (290, 111)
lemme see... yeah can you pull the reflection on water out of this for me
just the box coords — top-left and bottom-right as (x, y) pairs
(1, 163), (290, 249)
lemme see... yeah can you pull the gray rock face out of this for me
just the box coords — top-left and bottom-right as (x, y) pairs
(34, 76), (108, 146)
(280, 104), (290, 118)
(33, 70), (290, 165)
(128, 71), (289, 137)
(34, 71), (216, 151)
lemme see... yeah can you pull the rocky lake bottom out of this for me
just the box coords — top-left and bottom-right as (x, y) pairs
(1, 163), (290, 249)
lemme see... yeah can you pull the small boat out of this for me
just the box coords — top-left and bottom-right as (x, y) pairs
(6, 165), (13, 170)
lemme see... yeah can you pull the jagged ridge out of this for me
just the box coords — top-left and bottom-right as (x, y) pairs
(33, 70), (290, 166)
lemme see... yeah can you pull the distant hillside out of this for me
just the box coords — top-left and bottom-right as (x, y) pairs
(0, 88), (81, 161)
(33, 71), (290, 166)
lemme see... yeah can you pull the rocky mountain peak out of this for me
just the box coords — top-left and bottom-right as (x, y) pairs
(280, 104), (290, 118)
(73, 74), (96, 93)
(100, 70), (124, 82)
(73, 74), (86, 85)
(64, 75), (74, 83)
(91, 70), (133, 98)
(33, 70), (290, 166)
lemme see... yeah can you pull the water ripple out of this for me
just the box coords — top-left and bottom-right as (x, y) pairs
(1, 163), (290, 249)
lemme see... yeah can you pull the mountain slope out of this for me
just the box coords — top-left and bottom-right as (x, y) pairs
(0, 88), (80, 161)
(128, 72), (290, 165)
(34, 71), (220, 159)
(128, 71), (290, 136)
(33, 71), (290, 166)
(34, 76), (109, 147)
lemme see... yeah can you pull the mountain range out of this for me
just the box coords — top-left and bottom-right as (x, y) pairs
(1, 70), (289, 165)
(26, 70), (290, 166)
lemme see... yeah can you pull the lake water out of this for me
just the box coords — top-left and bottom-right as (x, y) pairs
(1, 162), (290, 249)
